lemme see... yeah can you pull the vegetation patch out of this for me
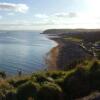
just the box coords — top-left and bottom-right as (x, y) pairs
(0, 61), (100, 100)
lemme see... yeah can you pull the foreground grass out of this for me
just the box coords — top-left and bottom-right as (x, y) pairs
(0, 61), (100, 100)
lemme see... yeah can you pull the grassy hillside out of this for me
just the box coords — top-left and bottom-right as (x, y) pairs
(0, 60), (100, 100)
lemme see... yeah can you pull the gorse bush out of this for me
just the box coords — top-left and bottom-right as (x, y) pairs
(17, 81), (40, 100)
(9, 78), (29, 88)
(0, 71), (6, 78)
(37, 82), (63, 100)
(5, 91), (17, 100)
(32, 73), (49, 84)
(63, 68), (91, 99)
(90, 61), (100, 71)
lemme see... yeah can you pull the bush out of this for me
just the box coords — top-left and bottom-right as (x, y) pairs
(31, 73), (48, 84)
(17, 81), (40, 100)
(0, 71), (6, 78)
(9, 78), (28, 88)
(0, 79), (13, 93)
(90, 61), (100, 72)
(63, 68), (91, 99)
(37, 82), (63, 100)
(5, 91), (17, 100)
(89, 71), (100, 91)
(46, 71), (66, 79)
(0, 92), (6, 100)
(89, 61), (100, 90)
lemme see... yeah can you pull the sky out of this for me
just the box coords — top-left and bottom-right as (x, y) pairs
(0, 0), (100, 30)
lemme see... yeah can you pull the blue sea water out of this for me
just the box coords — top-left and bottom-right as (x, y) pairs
(0, 31), (56, 75)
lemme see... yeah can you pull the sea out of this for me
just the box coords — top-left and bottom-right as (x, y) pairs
(0, 31), (57, 75)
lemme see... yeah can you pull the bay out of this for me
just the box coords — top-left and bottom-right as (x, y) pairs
(0, 31), (56, 75)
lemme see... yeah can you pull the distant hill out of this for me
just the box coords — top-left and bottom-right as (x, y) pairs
(43, 29), (100, 42)
(43, 29), (100, 34)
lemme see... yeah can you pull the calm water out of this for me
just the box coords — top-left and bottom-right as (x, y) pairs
(0, 31), (57, 75)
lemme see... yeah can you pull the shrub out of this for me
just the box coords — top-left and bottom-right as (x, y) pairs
(0, 92), (6, 100)
(0, 79), (13, 92)
(46, 71), (66, 79)
(17, 81), (40, 100)
(32, 72), (55, 84)
(89, 71), (100, 91)
(37, 82), (63, 100)
(31, 73), (48, 84)
(0, 71), (6, 78)
(89, 61), (100, 90)
(90, 61), (100, 72)
(5, 91), (17, 100)
(9, 78), (28, 88)
(63, 68), (91, 99)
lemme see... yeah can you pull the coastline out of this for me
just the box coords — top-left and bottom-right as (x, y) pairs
(45, 35), (60, 70)
(45, 34), (93, 70)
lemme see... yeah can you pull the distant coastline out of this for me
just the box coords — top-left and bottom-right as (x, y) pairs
(43, 29), (100, 70)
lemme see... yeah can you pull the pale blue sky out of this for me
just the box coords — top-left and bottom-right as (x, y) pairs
(0, 0), (100, 30)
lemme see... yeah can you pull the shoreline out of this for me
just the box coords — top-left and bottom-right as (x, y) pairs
(46, 34), (93, 70)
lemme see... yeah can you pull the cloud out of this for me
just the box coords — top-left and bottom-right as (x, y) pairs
(0, 20), (55, 26)
(34, 14), (48, 18)
(0, 15), (2, 19)
(34, 12), (78, 26)
(35, 12), (77, 19)
(7, 12), (15, 15)
(0, 3), (29, 13)
(54, 12), (77, 18)
(1, 11), (100, 30)
(32, 12), (100, 29)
